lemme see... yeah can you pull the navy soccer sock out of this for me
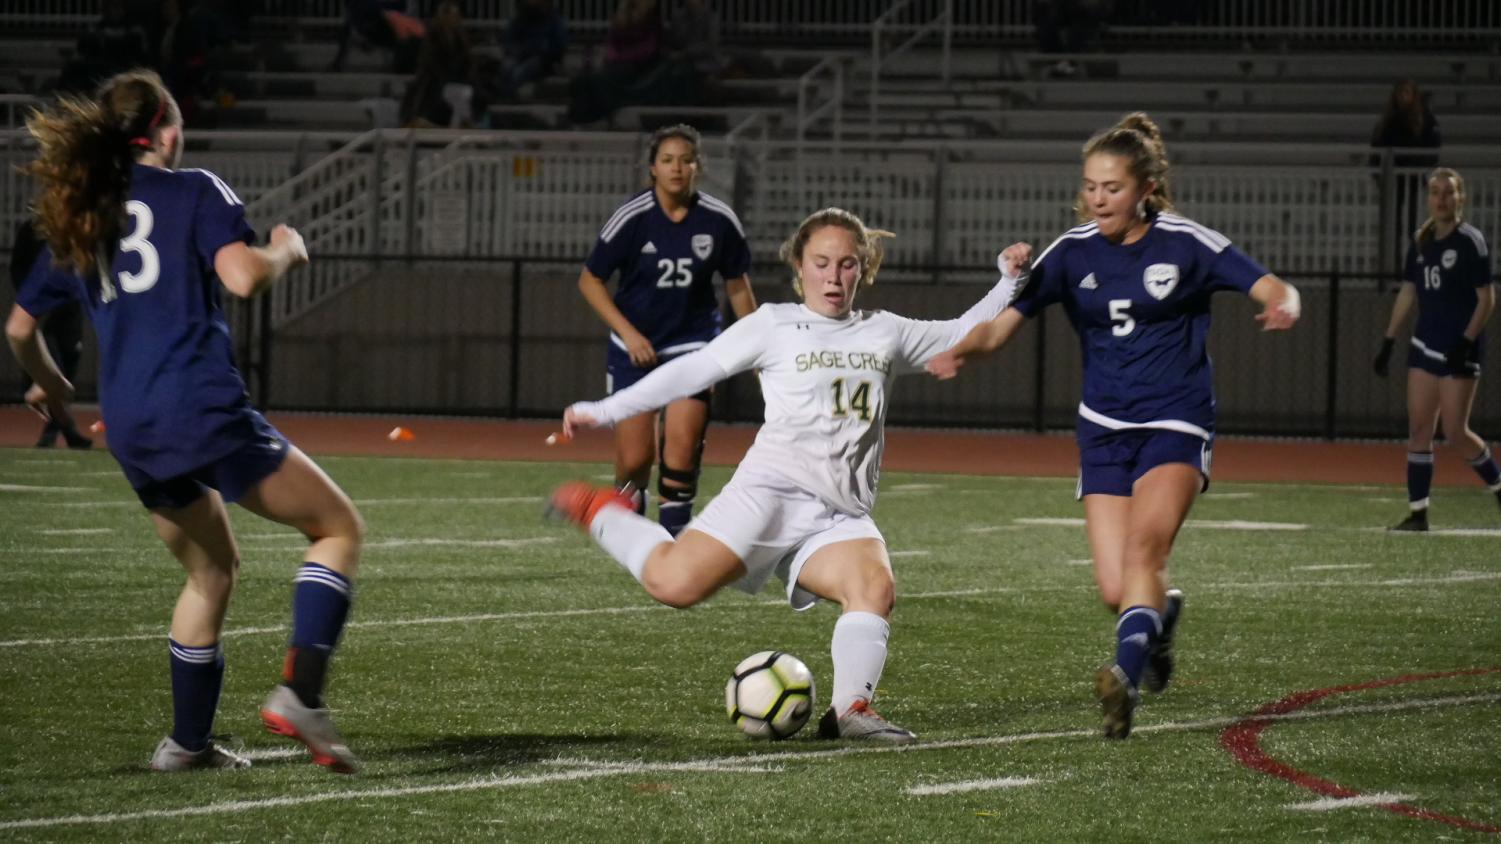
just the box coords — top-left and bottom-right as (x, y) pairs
(658, 500), (693, 537)
(1113, 606), (1162, 690)
(1469, 447), (1501, 492)
(283, 563), (353, 709)
(1406, 451), (1434, 510)
(169, 639), (224, 752)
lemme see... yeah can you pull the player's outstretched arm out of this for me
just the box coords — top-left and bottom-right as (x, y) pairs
(564, 350), (730, 436)
(1249, 274), (1300, 331)
(5, 304), (73, 421)
(925, 308), (1027, 380)
(217, 224), (309, 298)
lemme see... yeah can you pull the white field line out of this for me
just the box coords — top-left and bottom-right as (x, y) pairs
(6, 571), (1500, 649)
(1293, 564), (1372, 571)
(37, 528), (113, 536)
(889, 550), (931, 558)
(905, 776), (1041, 796)
(1066, 558), (1093, 566)
(4, 694), (1490, 831)
(1285, 793), (1416, 812)
(1015, 517), (1307, 531)
(0, 483), (95, 493)
(1201, 492), (1255, 499)
(12, 459), (81, 466)
(964, 525), (1023, 533)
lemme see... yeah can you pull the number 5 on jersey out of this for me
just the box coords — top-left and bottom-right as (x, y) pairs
(101, 200), (161, 302)
(1109, 298), (1135, 336)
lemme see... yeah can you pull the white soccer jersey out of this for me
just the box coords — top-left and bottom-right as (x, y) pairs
(572, 276), (1016, 516)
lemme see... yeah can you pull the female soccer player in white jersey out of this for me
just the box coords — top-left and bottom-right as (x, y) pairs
(576, 124), (757, 538)
(549, 207), (1023, 742)
(927, 113), (1302, 739)
(7, 70), (363, 773)
(1373, 167), (1500, 531)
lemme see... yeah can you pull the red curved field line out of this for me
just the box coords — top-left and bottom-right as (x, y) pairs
(1220, 667), (1501, 835)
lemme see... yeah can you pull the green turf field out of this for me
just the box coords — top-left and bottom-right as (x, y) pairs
(2, 447), (1498, 841)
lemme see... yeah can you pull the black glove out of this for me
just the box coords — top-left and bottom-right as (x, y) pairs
(1372, 338), (1395, 377)
(1445, 337), (1476, 372)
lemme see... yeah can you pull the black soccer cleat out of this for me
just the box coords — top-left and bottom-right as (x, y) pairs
(1142, 588), (1183, 694)
(1388, 510), (1429, 532)
(1095, 663), (1139, 740)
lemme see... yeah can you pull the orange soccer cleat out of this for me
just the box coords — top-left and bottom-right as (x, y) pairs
(545, 481), (638, 530)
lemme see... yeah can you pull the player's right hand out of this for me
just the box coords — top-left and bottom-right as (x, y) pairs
(622, 331), (657, 367)
(997, 242), (1033, 279)
(925, 350), (964, 381)
(24, 381), (73, 423)
(1372, 337), (1395, 377)
(562, 404), (599, 438)
(270, 224), (309, 268)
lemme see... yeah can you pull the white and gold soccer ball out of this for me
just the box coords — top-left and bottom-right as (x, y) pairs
(725, 651), (815, 739)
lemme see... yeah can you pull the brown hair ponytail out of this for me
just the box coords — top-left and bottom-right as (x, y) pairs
(25, 69), (178, 279)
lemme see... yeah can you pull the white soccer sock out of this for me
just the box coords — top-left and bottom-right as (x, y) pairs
(589, 505), (672, 585)
(830, 610), (891, 714)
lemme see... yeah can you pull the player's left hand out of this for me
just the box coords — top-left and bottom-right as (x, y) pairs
(1254, 294), (1299, 331)
(925, 350), (964, 380)
(997, 242), (1033, 279)
(1445, 337), (1476, 371)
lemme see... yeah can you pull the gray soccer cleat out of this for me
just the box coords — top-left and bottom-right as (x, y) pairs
(149, 736), (252, 771)
(1142, 589), (1184, 694)
(816, 699), (916, 743)
(260, 685), (360, 774)
(1095, 663), (1140, 740)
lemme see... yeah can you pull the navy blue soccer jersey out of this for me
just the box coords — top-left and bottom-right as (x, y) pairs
(1010, 213), (1268, 440)
(584, 188), (751, 354)
(17, 164), (258, 479)
(1403, 222), (1492, 358)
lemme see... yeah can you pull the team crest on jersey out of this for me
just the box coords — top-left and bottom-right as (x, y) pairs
(1442, 249), (1457, 269)
(1143, 263), (1180, 300)
(692, 234), (713, 260)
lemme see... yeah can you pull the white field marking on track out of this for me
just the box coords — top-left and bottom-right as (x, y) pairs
(32, 547), (152, 555)
(1293, 564), (1372, 571)
(964, 525), (1022, 533)
(12, 459), (80, 466)
(1014, 517), (1307, 531)
(1285, 793), (1417, 812)
(0, 483), (95, 493)
(905, 776), (1042, 796)
(1365, 497), (1406, 503)
(889, 550), (931, 558)
(243, 748), (305, 761)
(361, 537), (557, 549)
(6, 694), (1489, 831)
(1201, 492), (1255, 499)
(37, 528), (113, 536)
(52, 500), (136, 508)
(1066, 558), (1093, 566)
(5, 570), (1498, 649)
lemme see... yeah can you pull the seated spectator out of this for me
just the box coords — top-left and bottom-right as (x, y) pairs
(567, 0), (662, 125)
(1033, 0), (1113, 77)
(1370, 78), (1441, 166)
(499, 0), (569, 100)
(329, 0), (424, 74)
(400, 1), (481, 127)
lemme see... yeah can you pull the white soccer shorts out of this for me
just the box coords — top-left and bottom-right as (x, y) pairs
(688, 469), (884, 611)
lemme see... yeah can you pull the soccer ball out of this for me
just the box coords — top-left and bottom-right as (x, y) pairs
(724, 651), (815, 739)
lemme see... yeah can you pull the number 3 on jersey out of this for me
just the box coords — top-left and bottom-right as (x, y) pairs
(656, 257), (693, 288)
(102, 200), (161, 302)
